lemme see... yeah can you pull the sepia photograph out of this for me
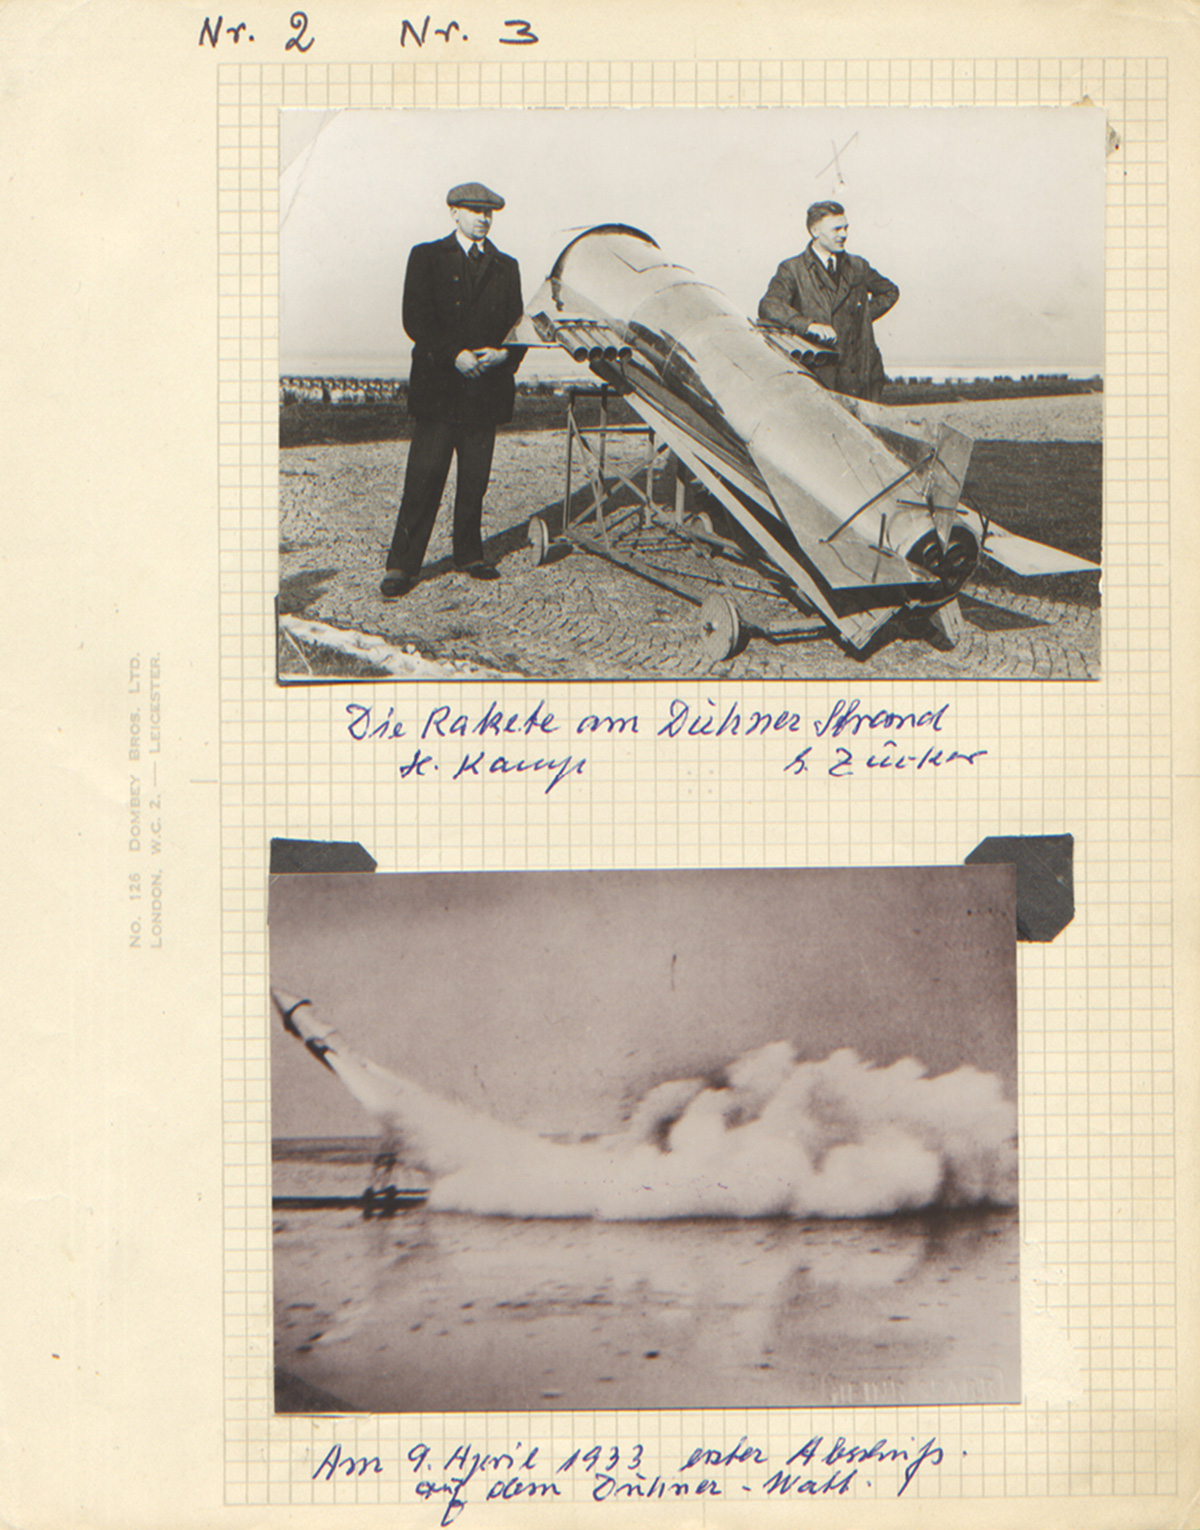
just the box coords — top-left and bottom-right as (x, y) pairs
(270, 866), (1019, 1413)
(278, 105), (1104, 683)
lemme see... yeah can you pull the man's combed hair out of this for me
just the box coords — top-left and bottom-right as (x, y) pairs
(806, 200), (845, 231)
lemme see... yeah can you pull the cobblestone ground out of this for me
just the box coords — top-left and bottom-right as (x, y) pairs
(278, 398), (1101, 682)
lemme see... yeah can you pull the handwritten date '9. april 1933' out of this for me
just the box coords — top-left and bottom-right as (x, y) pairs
(197, 13), (539, 50)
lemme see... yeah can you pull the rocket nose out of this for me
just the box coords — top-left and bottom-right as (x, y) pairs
(271, 988), (312, 1032)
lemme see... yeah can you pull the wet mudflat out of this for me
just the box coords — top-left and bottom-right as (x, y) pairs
(274, 1193), (1019, 1414)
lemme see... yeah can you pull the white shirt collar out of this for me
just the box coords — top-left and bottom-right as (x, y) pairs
(809, 241), (841, 271)
(456, 230), (485, 258)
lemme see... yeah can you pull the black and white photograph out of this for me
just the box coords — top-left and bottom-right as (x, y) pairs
(278, 106), (1104, 683)
(270, 866), (1019, 1413)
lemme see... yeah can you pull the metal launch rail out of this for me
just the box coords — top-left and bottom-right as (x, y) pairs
(526, 386), (830, 664)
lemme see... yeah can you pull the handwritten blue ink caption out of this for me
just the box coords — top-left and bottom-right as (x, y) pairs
(344, 698), (584, 793)
(313, 1443), (383, 1481)
(656, 696), (985, 776)
(396, 1432), (945, 1521)
(343, 694), (985, 791)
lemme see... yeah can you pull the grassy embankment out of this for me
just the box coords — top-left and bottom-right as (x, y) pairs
(280, 375), (1102, 448)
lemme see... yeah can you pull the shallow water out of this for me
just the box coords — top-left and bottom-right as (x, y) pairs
(274, 1195), (1018, 1413)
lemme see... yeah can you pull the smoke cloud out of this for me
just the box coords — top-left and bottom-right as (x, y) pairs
(275, 995), (1015, 1220)
(427, 1043), (1017, 1220)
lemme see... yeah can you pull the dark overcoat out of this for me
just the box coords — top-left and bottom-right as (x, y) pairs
(403, 233), (525, 425)
(758, 246), (899, 401)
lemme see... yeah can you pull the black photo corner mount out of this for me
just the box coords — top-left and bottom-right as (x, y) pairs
(264, 836), (1073, 938)
(269, 838), (377, 875)
(965, 833), (1075, 943)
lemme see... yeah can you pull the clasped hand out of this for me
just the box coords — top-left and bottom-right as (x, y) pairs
(455, 347), (508, 377)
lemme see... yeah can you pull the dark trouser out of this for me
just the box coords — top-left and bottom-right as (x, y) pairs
(384, 418), (496, 577)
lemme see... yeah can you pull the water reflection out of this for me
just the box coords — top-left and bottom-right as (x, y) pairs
(275, 1206), (1018, 1413)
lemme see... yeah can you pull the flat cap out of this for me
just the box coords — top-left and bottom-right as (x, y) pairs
(447, 181), (505, 210)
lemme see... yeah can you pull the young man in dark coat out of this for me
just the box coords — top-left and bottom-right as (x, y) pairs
(381, 182), (525, 597)
(758, 200), (899, 402)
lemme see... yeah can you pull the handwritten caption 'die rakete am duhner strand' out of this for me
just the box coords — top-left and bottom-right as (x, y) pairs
(310, 1433), (946, 1521)
(342, 695), (987, 794)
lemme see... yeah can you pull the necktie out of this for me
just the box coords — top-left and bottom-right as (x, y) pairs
(827, 257), (837, 279)
(469, 242), (483, 262)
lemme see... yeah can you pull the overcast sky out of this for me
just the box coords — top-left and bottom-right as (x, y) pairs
(269, 866), (1016, 1139)
(279, 105), (1105, 378)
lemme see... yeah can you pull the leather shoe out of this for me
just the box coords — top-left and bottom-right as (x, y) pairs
(456, 560), (500, 581)
(380, 571), (414, 598)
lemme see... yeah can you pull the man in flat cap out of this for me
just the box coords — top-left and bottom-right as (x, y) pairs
(758, 201), (898, 402)
(381, 182), (525, 596)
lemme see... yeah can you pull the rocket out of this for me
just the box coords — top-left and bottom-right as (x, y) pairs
(507, 225), (1097, 653)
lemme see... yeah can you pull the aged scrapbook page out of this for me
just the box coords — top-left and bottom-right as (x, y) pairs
(2, 1), (1197, 1526)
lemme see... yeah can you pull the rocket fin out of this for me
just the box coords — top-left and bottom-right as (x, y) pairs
(957, 511), (1100, 575)
(925, 424), (974, 511)
(748, 444), (927, 590)
(983, 528), (1100, 575)
(930, 598), (965, 645)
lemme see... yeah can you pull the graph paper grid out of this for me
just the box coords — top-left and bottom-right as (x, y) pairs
(217, 58), (1173, 1508)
